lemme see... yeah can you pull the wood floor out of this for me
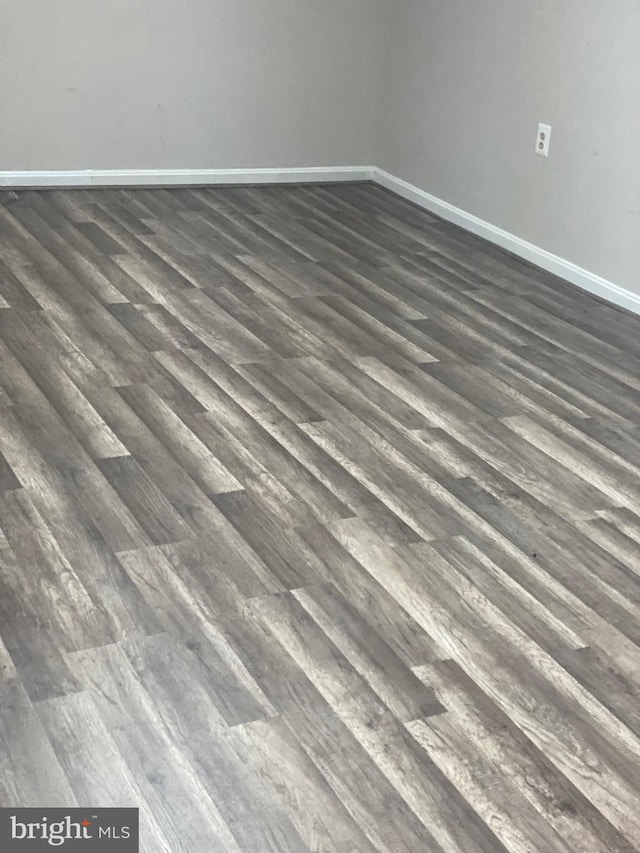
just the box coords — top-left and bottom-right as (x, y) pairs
(1, 183), (640, 852)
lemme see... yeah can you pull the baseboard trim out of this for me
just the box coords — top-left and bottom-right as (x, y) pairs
(2, 163), (637, 315)
(0, 166), (375, 190)
(373, 167), (640, 316)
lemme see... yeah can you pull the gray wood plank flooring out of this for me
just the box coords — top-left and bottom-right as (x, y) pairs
(1, 182), (640, 851)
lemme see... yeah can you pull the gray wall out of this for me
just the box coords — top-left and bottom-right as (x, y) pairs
(0, 0), (389, 170)
(3, 1), (638, 293)
(380, 0), (640, 294)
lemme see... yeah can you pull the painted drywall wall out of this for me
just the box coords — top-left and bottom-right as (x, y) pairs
(3, 1), (638, 296)
(0, 0), (389, 170)
(379, 1), (640, 294)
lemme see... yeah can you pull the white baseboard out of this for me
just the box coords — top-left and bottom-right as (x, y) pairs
(1, 162), (637, 316)
(0, 165), (375, 189)
(373, 167), (640, 317)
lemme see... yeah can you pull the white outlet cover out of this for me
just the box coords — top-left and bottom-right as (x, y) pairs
(536, 123), (552, 157)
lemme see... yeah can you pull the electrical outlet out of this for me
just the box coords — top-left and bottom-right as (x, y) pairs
(536, 123), (552, 157)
